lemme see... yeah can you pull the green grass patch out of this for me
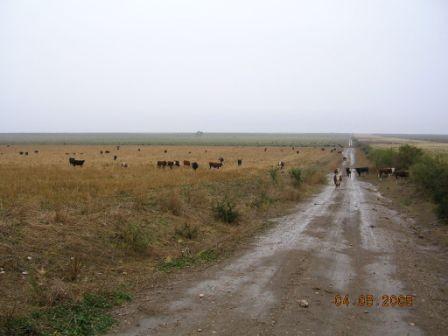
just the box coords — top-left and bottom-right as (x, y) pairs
(0, 291), (132, 336)
(158, 249), (218, 272)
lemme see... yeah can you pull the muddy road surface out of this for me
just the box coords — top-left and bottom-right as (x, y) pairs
(111, 148), (448, 336)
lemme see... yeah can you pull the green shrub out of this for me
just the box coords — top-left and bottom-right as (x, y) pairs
(213, 200), (239, 224)
(289, 168), (303, 187)
(114, 222), (151, 254)
(397, 144), (424, 169)
(175, 222), (198, 240)
(268, 167), (279, 184)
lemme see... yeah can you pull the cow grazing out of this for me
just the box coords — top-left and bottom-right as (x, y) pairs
(337, 150), (342, 154)
(188, 151), (191, 154)
(378, 168), (395, 179)
(138, 148), (141, 152)
(342, 156), (347, 161)
(183, 160), (191, 166)
(164, 150), (167, 153)
(346, 167), (352, 177)
(264, 148), (267, 152)
(157, 160), (167, 168)
(69, 157), (85, 167)
(105, 150), (110, 154)
(113, 155), (118, 161)
(278, 161), (285, 169)
(191, 162), (199, 170)
(394, 170), (409, 179)
(34, 150), (39, 154)
(121, 162), (128, 168)
(209, 162), (223, 169)
(25, 152), (28, 155)
(19, 151), (23, 155)
(100, 150), (103, 154)
(174, 160), (180, 167)
(355, 167), (369, 176)
(237, 159), (242, 166)
(321, 148), (325, 151)
(167, 161), (174, 169)
(218, 157), (224, 163)
(296, 150), (300, 154)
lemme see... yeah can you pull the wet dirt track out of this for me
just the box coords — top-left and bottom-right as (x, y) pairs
(111, 148), (448, 336)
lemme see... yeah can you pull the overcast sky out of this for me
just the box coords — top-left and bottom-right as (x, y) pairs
(0, 0), (447, 133)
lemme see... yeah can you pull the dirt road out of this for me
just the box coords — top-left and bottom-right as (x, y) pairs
(111, 148), (448, 336)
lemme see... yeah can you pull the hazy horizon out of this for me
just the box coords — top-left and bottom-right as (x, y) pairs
(1, 1), (447, 133)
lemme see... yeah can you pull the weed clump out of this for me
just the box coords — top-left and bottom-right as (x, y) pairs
(175, 223), (198, 240)
(213, 200), (239, 224)
(289, 168), (303, 187)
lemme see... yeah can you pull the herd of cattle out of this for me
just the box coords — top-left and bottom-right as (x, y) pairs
(11, 146), (410, 180)
(342, 166), (409, 179)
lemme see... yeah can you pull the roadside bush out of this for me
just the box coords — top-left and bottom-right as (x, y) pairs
(269, 167), (279, 185)
(397, 144), (424, 169)
(175, 222), (198, 240)
(368, 148), (397, 168)
(115, 222), (151, 254)
(213, 200), (239, 224)
(289, 168), (303, 187)
(411, 155), (448, 222)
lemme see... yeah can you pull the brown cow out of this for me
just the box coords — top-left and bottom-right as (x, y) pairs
(167, 161), (174, 169)
(157, 160), (167, 168)
(237, 159), (242, 166)
(183, 160), (191, 166)
(218, 157), (224, 163)
(174, 160), (180, 167)
(378, 168), (395, 179)
(209, 162), (223, 169)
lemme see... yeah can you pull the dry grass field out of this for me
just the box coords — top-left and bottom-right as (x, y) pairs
(355, 133), (448, 155)
(0, 143), (341, 325)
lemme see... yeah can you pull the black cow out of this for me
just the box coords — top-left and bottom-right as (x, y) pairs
(174, 160), (180, 167)
(113, 155), (118, 161)
(69, 157), (85, 167)
(191, 162), (199, 170)
(167, 161), (174, 169)
(394, 170), (409, 179)
(346, 167), (351, 177)
(237, 159), (242, 166)
(355, 167), (369, 176)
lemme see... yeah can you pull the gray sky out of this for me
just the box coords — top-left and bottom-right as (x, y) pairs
(1, 0), (447, 133)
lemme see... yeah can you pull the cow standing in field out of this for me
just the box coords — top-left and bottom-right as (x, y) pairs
(69, 157), (85, 167)
(237, 159), (242, 166)
(218, 157), (224, 164)
(192, 162), (199, 170)
(167, 161), (174, 169)
(174, 160), (180, 167)
(116, 146), (120, 150)
(355, 167), (369, 176)
(113, 155), (118, 161)
(394, 170), (409, 180)
(157, 160), (167, 168)
(183, 160), (190, 166)
(121, 162), (128, 168)
(378, 168), (395, 179)
(278, 161), (285, 170)
(209, 162), (223, 169)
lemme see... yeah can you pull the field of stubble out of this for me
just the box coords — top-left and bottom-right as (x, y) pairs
(0, 143), (341, 321)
